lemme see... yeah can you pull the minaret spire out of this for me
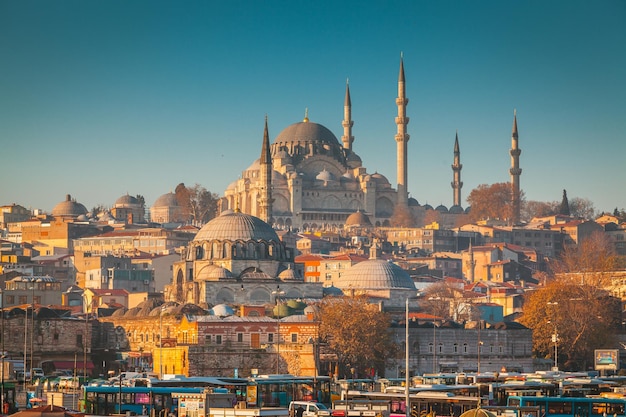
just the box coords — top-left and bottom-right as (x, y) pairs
(341, 79), (354, 151)
(258, 115), (274, 224)
(509, 109), (522, 225)
(451, 130), (463, 207)
(395, 53), (410, 208)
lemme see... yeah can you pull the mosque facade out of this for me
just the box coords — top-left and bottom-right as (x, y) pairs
(217, 58), (523, 231)
(219, 59), (412, 231)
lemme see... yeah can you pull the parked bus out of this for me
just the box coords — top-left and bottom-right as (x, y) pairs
(506, 395), (626, 417)
(249, 375), (333, 408)
(82, 385), (205, 415)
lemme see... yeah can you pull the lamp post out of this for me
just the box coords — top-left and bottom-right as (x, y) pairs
(272, 286), (285, 375)
(118, 373), (123, 413)
(477, 319), (483, 374)
(159, 305), (165, 379)
(405, 297), (410, 417)
(1, 288), (4, 408)
(547, 301), (559, 371)
(30, 285), (34, 386)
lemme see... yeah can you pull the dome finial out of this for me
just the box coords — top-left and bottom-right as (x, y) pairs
(303, 108), (309, 122)
(235, 196), (241, 213)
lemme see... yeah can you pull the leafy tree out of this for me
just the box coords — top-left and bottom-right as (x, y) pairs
(319, 295), (397, 378)
(466, 183), (525, 224)
(520, 232), (622, 370)
(569, 197), (596, 219)
(522, 200), (558, 221)
(420, 281), (475, 322)
(518, 279), (621, 371)
(175, 183), (219, 225)
(550, 231), (620, 284)
(390, 204), (415, 227)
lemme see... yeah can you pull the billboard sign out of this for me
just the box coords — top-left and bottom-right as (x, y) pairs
(595, 349), (619, 370)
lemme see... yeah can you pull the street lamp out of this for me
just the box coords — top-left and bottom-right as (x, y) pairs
(547, 301), (559, 371)
(159, 305), (165, 379)
(272, 286), (285, 375)
(405, 298), (410, 417)
(1, 288), (4, 408)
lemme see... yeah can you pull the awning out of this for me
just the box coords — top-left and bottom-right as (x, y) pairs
(51, 361), (94, 370)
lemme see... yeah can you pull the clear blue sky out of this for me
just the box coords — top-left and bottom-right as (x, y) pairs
(2, 0), (625, 215)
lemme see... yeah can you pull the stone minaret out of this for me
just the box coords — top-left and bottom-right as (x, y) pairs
(341, 80), (354, 151)
(395, 55), (410, 208)
(258, 115), (273, 224)
(451, 130), (463, 207)
(509, 110), (522, 224)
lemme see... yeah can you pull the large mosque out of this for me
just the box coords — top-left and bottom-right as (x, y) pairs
(220, 58), (414, 231)
(219, 57), (523, 230)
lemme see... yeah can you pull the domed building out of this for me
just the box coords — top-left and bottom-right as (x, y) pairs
(51, 194), (88, 219)
(165, 210), (324, 306)
(150, 192), (185, 224)
(334, 242), (417, 308)
(111, 193), (145, 224)
(221, 61), (412, 231)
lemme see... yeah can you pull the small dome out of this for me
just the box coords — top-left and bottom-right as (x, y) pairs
(341, 170), (355, 181)
(323, 285), (344, 296)
(435, 204), (449, 213)
(52, 194), (88, 218)
(370, 172), (390, 185)
(194, 211), (279, 242)
(465, 206), (472, 214)
(153, 192), (179, 208)
(423, 204), (433, 210)
(278, 266), (300, 281)
(115, 194), (139, 207)
(210, 304), (235, 317)
(336, 259), (415, 290)
(316, 169), (335, 182)
(449, 205), (464, 214)
(345, 210), (372, 227)
(276, 150), (291, 161)
(408, 197), (419, 207)
(76, 214), (89, 222)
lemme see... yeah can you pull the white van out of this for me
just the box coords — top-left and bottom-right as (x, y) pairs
(288, 401), (330, 417)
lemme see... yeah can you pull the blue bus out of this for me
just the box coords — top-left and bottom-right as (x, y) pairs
(82, 385), (205, 416)
(507, 395), (626, 417)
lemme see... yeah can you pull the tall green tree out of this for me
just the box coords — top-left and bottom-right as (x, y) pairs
(319, 295), (397, 379)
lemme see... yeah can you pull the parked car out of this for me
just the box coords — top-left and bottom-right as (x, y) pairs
(16, 371), (31, 382)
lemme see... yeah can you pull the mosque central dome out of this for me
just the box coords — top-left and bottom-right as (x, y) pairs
(274, 121), (341, 147)
(194, 211), (280, 242)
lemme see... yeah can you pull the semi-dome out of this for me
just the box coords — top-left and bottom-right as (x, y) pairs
(52, 194), (88, 218)
(196, 265), (234, 281)
(194, 210), (279, 242)
(370, 172), (390, 185)
(274, 121), (341, 147)
(153, 192), (179, 208)
(336, 259), (416, 290)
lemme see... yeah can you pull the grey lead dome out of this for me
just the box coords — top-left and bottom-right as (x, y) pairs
(193, 210), (280, 242)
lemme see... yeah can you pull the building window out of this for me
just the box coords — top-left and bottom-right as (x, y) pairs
(268, 334), (274, 343)
(291, 333), (297, 343)
(463, 343), (468, 353)
(216, 335), (222, 344)
(237, 333), (243, 343)
(428, 343), (433, 353)
(76, 334), (83, 347)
